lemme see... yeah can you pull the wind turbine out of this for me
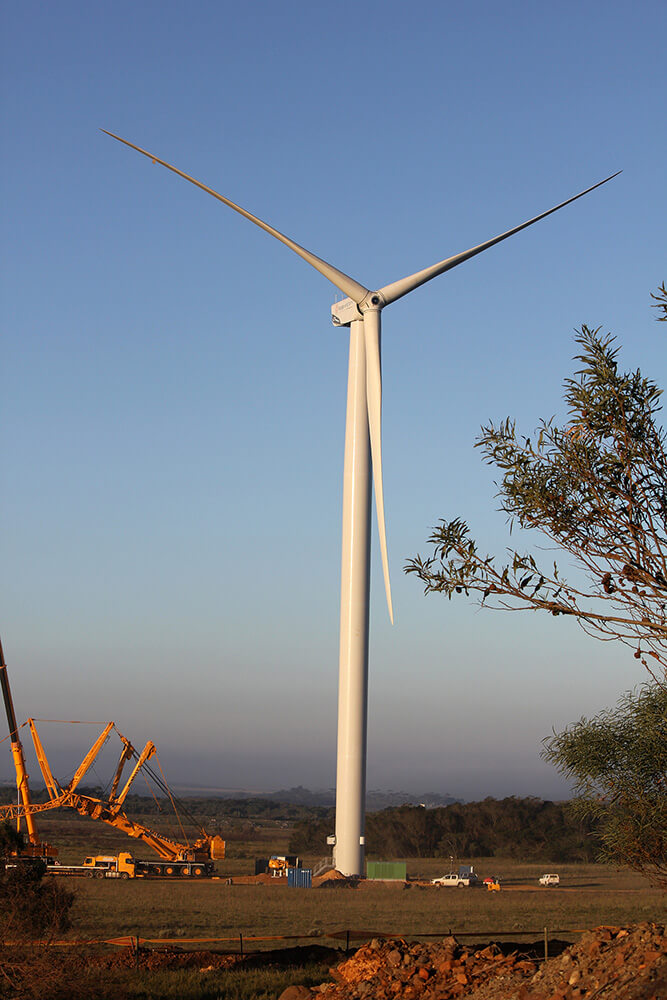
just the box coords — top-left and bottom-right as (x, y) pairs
(102, 130), (619, 875)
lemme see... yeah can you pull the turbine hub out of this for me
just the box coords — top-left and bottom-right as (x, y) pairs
(361, 291), (385, 312)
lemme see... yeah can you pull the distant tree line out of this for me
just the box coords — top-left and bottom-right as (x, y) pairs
(0, 789), (604, 863)
(289, 797), (603, 862)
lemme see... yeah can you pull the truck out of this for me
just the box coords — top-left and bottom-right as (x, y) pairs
(431, 864), (478, 888)
(46, 856), (116, 879)
(539, 872), (560, 886)
(47, 852), (216, 879)
(431, 872), (475, 887)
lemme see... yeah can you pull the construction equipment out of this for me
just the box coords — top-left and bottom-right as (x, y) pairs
(0, 637), (224, 876)
(0, 637), (56, 864)
(47, 850), (214, 879)
(255, 854), (301, 877)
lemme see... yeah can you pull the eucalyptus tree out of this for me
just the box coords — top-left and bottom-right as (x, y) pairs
(407, 285), (667, 682)
(542, 683), (667, 885)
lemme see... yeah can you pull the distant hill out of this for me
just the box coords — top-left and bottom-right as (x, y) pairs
(366, 790), (461, 811)
(0, 782), (460, 814)
(168, 785), (461, 810)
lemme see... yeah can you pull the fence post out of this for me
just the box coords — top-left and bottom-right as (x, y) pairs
(239, 932), (243, 956)
(346, 930), (350, 955)
(544, 926), (548, 962)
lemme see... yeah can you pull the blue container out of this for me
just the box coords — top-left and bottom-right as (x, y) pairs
(287, 867), (312, 888)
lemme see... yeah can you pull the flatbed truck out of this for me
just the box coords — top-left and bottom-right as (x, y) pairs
(47, 851), (216, 879)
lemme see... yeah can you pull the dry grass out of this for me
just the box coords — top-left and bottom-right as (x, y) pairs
(34, 815), (664, 950)
(66, 861), (662, 947)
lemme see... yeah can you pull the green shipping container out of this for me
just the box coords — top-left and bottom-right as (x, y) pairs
(366, 861), (407, 880)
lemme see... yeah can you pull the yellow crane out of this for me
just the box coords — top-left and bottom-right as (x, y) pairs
(0, 637), (224, 875)
(0, 636), (55, 861)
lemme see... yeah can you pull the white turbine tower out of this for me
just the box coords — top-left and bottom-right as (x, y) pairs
(102, 130), (619, 875)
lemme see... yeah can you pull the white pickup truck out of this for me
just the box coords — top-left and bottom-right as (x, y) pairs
(539, 873), (560, 886)
(431, 872), (475, 887)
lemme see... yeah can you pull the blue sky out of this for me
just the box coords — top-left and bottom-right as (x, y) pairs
(1, 1), (665, 802)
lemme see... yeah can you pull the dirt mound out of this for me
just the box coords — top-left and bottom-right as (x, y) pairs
(299, 922), (665, 999)
(314, 869), (356, 888)
(527, 923), (666, 1000)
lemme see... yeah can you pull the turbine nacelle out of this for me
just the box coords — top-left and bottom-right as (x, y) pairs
(331, 297), (362, 326)
(331, 292), (386, 327)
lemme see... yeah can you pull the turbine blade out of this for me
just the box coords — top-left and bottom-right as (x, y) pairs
(101, 130), (370, 304)
(378, 171), (622, 306)
(363, 310), (394, 624)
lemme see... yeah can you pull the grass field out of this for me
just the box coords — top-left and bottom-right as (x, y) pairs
(6, 815), (665, 999)
(32, 814), (664, 945)
(41, 856), (667, 1000)
(62, 860), (663, 946)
